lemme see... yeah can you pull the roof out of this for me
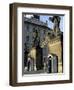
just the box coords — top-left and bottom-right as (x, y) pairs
(24, 17), (51, 30)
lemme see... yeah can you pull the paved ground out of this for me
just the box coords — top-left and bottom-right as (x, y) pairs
(24, 70), (48, 74)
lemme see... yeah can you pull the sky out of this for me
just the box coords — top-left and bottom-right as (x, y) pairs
(40, 15), (64, 32)
(24, 14), (64, 32)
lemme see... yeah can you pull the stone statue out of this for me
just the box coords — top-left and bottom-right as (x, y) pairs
(49, 16), (61, 35)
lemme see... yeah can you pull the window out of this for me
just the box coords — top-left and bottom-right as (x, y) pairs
(43, 30), (46, 34)
(26, 25), (29, 32)
(26, 36), (29, 41)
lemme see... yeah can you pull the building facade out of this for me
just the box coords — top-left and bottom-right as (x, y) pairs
(22, 15), (63, 74)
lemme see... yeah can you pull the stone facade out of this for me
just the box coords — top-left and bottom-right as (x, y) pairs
(48, 36), (63, 73)
(23, 15), (63, 73)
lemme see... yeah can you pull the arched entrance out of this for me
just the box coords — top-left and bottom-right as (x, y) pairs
(47, 54), (58, 73)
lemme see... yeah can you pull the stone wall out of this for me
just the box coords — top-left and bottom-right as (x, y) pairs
(48, 36), (63, 73)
